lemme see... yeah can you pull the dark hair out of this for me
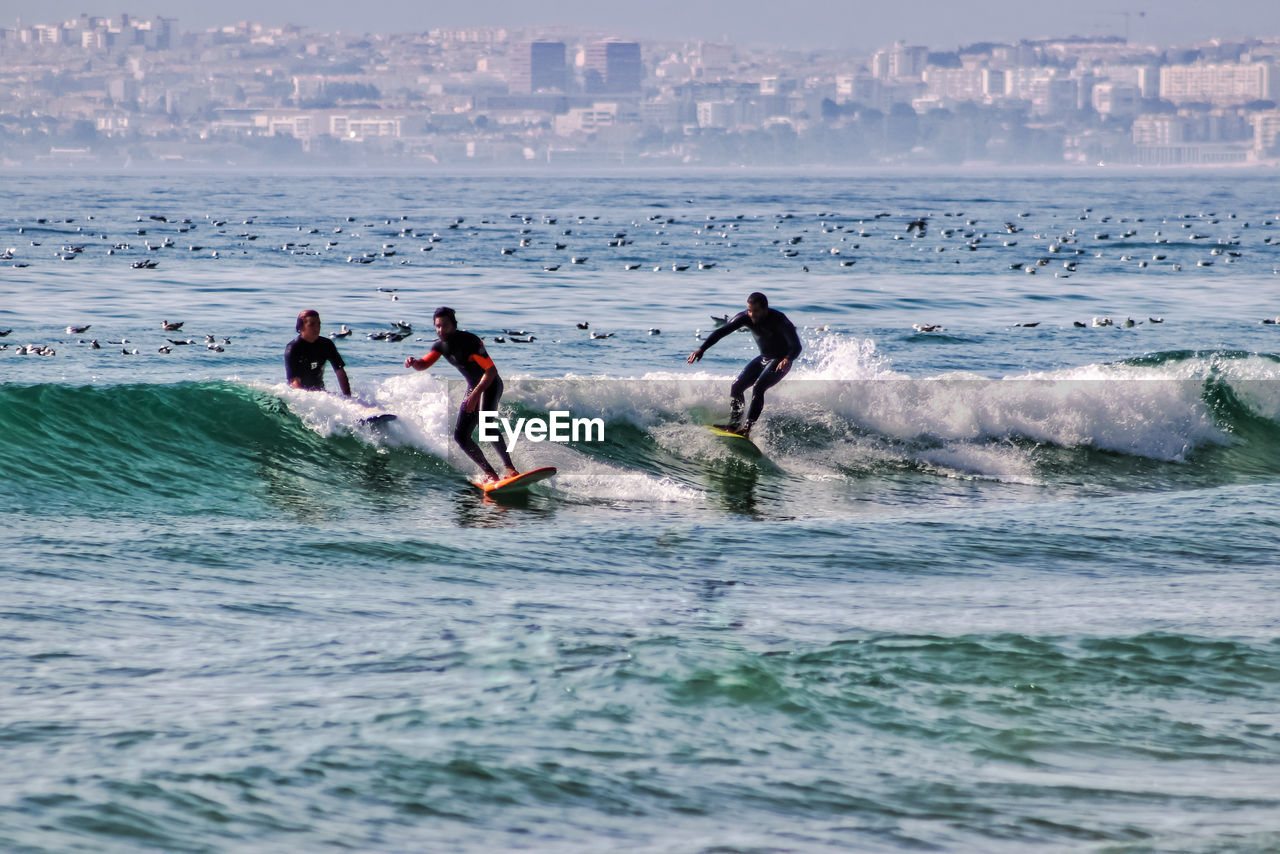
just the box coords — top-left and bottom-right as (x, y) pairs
(433, 306), (457, 324)
(296, 309), (319, 332)
(747, 292), (768, 308)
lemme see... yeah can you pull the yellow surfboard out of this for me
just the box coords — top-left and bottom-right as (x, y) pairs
(471, 466), (558, 495)
(705, 425), (762, 457)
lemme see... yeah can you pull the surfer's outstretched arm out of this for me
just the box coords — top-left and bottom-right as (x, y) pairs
(405, 351), (441, 371)
(688, 312), (746, 362)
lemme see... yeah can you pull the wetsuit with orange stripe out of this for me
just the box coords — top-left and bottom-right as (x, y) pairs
(418, 330), (515, 479)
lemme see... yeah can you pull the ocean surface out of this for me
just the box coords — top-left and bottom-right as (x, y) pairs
(2, 169), (1280, 852)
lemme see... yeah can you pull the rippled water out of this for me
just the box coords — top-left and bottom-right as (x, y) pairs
(2, 169), (1280, 852)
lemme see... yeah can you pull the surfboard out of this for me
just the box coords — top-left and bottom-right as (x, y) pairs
(358, 413), (397, 426)
(706, 425), (762, 457)
(471, 466), (558, 495)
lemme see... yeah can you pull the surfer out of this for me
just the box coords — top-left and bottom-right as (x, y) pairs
(286, 309), (351, 396)
(687, 291), (801, 438)
(405, 307), (518, 484)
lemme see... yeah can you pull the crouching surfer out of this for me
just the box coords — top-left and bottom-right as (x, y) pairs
(405, 306), (517, 484)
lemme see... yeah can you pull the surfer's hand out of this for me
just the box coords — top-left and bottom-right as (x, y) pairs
(463, 391), (479, 413)
(777, 357), (791, 373)
(405, 357), (418, 370)
(687, 349), (703, 364)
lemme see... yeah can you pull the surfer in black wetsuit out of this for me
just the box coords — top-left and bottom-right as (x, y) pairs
(687, 292), (801, 438)
(405, 306), (518, 484)
(285, 309), (351, 396)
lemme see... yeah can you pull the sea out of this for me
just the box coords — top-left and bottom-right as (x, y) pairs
(2, 168), (1279, 853)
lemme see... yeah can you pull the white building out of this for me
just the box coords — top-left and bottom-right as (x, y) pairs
(1132, 114), (1188, 145)
(923, 67), (985, 102)
(1003, 68), (1078, 115)
(1093, 82), (1143, 117)
(1160, 62), (1274, 106)
(872, 42), (929, 81)
(1253, 110), (1280, 155)
(1092, 63), (1160, 98)
(696, 100), (735, 129)
(554, 102), (640, 136)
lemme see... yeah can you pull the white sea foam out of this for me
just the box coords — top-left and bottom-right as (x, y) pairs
(270, 335), (1265, 489)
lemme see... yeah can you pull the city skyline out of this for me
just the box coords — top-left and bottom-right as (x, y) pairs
(5, 0), (1280, 51)
(4, 4), (1280, 170)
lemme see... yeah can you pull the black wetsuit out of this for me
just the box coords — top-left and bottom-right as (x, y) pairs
(284, 336), (345, 391)
(428, 330), (515, 479)
(699, 308), (802, 431)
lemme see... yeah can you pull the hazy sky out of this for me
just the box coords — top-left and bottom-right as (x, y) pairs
(7, 0), (1280, 51)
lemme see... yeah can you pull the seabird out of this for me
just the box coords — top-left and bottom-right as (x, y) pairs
(912, 324), (943, 333)
(590, 332), (613, 339)
(66, 325), (90, 334)
(576, 322), (589, 329)
(648, 328), (661, 335)
(331, 325), (352, 338)
(162, 320), (184, 331)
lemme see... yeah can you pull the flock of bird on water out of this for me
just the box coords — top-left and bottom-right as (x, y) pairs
(4, 204), (1279, 357)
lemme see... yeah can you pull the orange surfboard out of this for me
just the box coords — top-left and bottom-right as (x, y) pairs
(471, 466), (558, 495)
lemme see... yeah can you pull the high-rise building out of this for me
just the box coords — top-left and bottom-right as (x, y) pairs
(1092, 82), (1142, 117)
(872, 42), (929, 81)
(1254, 110), (1280, 155)
(508, 41), (567, 94)
(584, 41), (642, 94)
(1160, 61), (1273, 106)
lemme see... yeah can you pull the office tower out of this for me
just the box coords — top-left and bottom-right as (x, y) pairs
(584, 41), (642, 94)
(508, 41), (567, 94)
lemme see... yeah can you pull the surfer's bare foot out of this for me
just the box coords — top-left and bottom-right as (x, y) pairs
(504, 467), (519, 478)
